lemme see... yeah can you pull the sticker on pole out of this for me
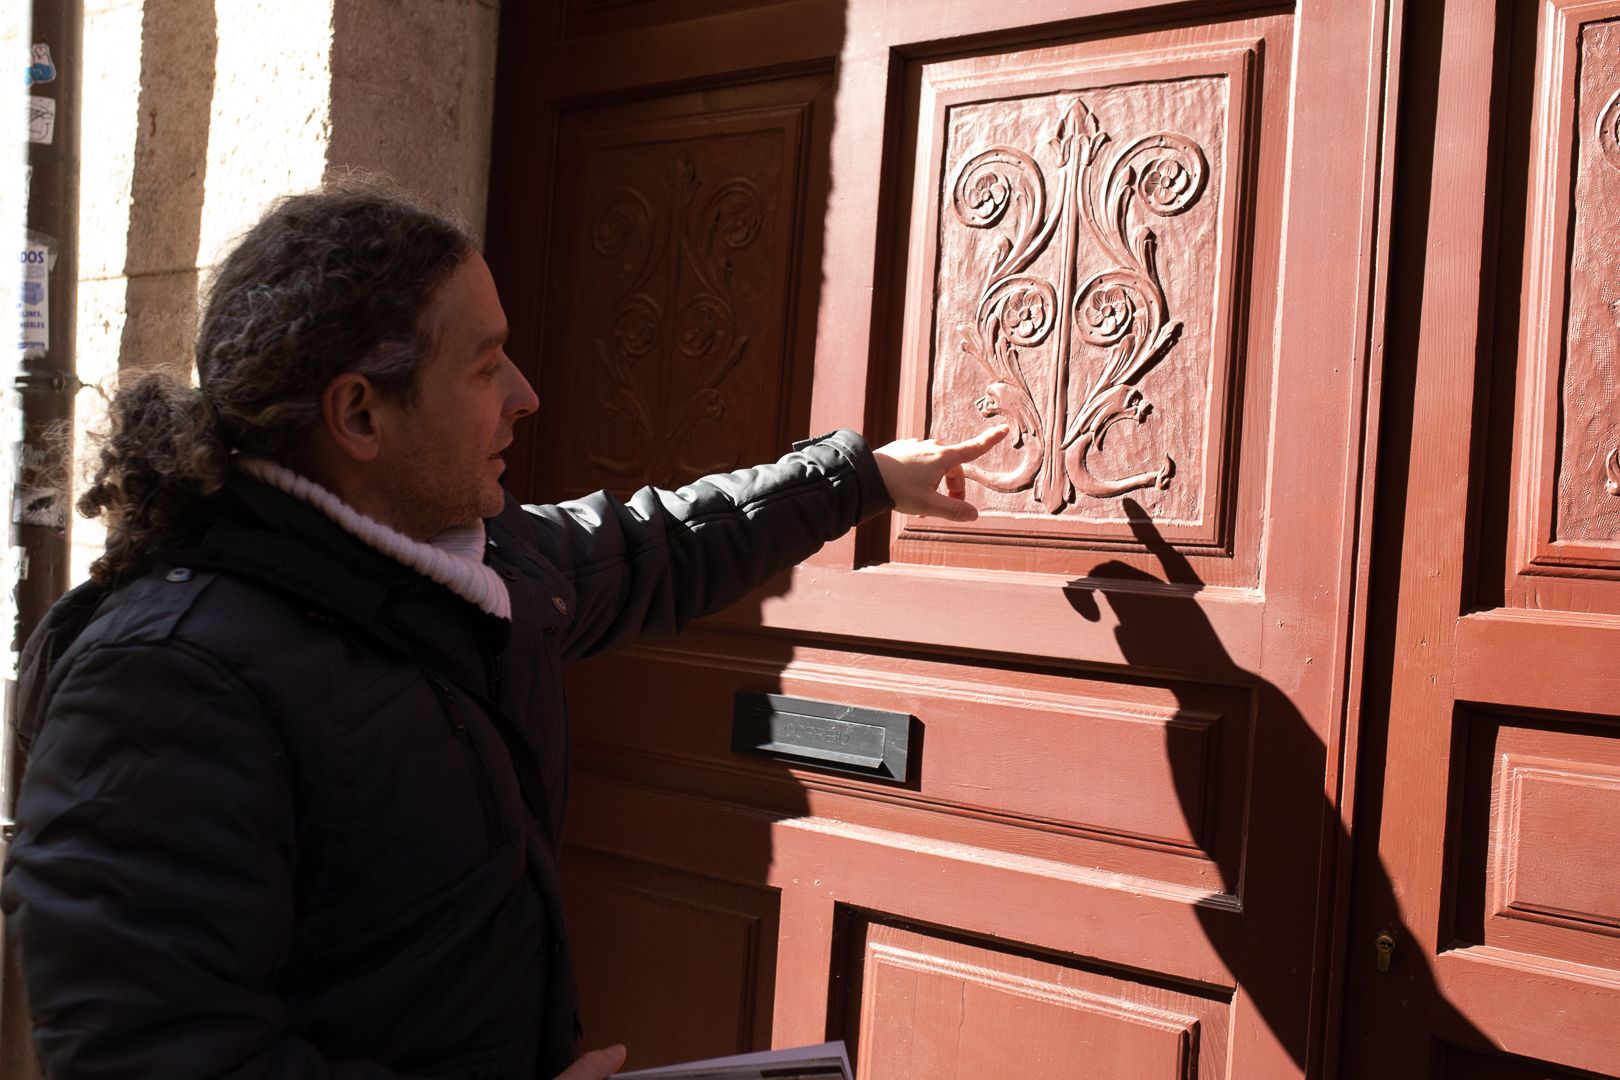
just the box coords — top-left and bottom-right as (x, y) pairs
(27, 96), (56, 144)
(12, 486), (66, 531)
(18, 240), (48, 357)
(13, 443), (67, 532)
(26, 44), (57, 87)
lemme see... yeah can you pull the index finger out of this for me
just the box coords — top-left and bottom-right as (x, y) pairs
(937, 424), (1011, 463)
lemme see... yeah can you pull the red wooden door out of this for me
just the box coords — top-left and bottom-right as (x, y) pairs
(1340, 3), (1620, 1076)
(487, 2), (1392, 1077)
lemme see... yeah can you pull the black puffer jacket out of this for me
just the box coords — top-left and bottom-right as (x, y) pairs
(0, 431), (890, 1079)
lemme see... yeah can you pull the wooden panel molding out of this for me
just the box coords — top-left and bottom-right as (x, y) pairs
(1432, 948), (1620, 1077)
(888, 15), (1293, 582)
(837, 919), (1228, 1079)
(1454, 611), (1620, 717)
(1497, 758), (1620, 934)
(916, 697), (1224, 856)
(542, 74), (828, 500)
(565, 774), (1245, 995)
(1513, 2), (1620, 581)
(860, 945), (1196, 1077)
(1451, 707), (1620, 972)
(567, 634), (1252, 893)
(560, 846), (780, 1070)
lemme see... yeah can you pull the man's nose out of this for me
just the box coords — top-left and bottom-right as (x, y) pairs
(507, 365), (539, 418)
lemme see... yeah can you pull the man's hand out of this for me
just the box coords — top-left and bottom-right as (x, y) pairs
(873, 426), (1010, 522)
(555, 1045), (627, 1079)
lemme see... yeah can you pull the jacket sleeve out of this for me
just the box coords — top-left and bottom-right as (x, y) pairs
(0, 641), (420, 1080)
(522, 430), (893, 662)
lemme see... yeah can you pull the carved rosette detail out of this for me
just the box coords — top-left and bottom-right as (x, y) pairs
(1600, 89), (1620, 169)
(952, 98), (1207, 513)
(588, 156), (762, 486)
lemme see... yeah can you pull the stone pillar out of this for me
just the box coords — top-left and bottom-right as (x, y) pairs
(119, 0), (216, 378)
(328, 0), (501, 237)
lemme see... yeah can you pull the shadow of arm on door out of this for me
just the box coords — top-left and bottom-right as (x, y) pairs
(1064, 499), (1488, 1073)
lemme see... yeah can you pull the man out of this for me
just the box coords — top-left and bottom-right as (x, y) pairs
(0, 185), (1005, 1079)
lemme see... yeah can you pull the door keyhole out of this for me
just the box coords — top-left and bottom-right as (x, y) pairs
(1374, 931), (1396, 974)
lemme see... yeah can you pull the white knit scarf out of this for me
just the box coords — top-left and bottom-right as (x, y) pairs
(237, 457), (512, 621)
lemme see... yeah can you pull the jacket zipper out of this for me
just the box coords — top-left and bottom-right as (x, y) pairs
(483, 649), (504, 702)
(424, 670), (504, 848)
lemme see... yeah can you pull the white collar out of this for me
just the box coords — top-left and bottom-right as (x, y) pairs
(236, 457), (512, 621)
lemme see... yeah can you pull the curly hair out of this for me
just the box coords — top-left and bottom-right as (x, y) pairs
(79, 182), (474, 584)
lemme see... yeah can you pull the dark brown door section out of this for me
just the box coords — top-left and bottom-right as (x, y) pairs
(488, 2), (1392, 1077)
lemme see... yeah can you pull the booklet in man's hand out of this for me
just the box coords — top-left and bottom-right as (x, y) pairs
(613, 1040), (852, 1080)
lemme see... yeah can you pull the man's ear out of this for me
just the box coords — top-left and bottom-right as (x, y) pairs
(320, 373), (383, 463)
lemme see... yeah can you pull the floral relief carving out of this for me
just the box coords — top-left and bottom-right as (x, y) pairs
(946, 97), (1208, 514)
(587, 156), (763, 487)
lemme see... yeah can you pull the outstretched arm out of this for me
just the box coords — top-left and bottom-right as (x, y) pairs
(527, 427), (1006, 661)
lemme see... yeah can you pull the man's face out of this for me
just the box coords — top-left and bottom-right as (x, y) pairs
(372, 251), (538, 539)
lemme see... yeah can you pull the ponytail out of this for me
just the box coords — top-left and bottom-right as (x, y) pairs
(77, 372), (228, 584)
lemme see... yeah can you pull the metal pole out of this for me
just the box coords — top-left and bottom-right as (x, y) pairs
(3, 1), (82, 1074)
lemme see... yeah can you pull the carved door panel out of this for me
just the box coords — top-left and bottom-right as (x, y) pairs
(1340, 3), (1620, 1076)
(488, 2), (1391, 1078)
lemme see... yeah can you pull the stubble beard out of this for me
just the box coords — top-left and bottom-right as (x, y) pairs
(382, 451), (501, 541)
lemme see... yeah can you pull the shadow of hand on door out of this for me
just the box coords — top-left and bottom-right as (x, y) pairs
(1068, 499), (1487, 1073)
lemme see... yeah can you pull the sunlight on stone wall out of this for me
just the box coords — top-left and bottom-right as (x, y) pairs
(197, 0), (334, 271)
(328, 0), (500, 243)
(70, 0), (149, 586)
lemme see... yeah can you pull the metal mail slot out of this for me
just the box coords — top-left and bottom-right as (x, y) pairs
(731, 692), (912, 784)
